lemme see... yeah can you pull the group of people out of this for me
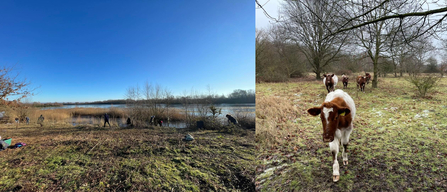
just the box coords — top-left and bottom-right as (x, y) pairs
(11, 115), (45, 127)
(101, 113), (239, 128)
(102, 114), (163, 128)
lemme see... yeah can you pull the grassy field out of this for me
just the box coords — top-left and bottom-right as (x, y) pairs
(256, 75), (447, 191)
(0, 125), (255, 191)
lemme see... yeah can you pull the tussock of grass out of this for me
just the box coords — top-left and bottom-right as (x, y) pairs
(0, 126), (256, 191)
(256, 77), (447, 191)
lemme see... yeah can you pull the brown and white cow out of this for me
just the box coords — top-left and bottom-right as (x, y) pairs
(307, 89), (356, 182)
(356, 75), (366, 92)
(323, 74), (338, 93)
(342, 75), (349, 89)
(365, 73), (372, 84)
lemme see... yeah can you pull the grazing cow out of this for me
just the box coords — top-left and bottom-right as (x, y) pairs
(342, 76), (349, 89)
(307, 89), (356, 182)
(323, 74), (338, 93)
(356, 75), (366, 92)
(365, 73), (372, 84)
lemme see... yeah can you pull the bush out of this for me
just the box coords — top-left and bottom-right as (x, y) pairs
(405, 75), (440, 98)
(336, 69), (353, 76)
(256, 72), (289, 83)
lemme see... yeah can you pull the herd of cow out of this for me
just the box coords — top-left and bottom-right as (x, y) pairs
(323, 73), (372, 93)
(305, 72), (372, 182)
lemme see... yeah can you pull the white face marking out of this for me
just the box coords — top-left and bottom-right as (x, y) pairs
(323, 107), (333, 125)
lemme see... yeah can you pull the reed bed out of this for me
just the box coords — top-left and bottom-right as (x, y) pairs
(3, 107), (187, 124)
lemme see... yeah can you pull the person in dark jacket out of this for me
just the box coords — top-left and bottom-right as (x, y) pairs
(150, 116), (155, 125)
(127, 117), (131, 125)
(226, 114), (238, 125)
(104, 113), (111, 127)
(159, 120), (163, 127)
(38, 115), (44, 127)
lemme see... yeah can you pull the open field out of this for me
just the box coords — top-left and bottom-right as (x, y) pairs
(0, 125), (256, 191)
(256, 76), (447, 191)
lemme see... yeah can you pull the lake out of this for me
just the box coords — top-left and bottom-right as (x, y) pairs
(41, 103), (255, 114)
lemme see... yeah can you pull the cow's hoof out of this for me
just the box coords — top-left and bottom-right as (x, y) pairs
(343, 160), (348, 165)
(333, 175), (340, 182)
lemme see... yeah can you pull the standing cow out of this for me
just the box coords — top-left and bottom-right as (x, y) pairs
(365, 73), (371, 84)
(323, 74), (338, 93)
(365, 73), (372, 84)
(356, 75), (366, 92)
(342, 75), (349, 89)
(307, 89), (356, 182)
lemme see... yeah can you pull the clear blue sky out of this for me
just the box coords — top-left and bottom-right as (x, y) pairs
(0, 1), (254, 103)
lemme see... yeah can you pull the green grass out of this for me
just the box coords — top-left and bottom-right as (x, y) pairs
(0, 125), (256, 191)
(256, 76), (447, 191)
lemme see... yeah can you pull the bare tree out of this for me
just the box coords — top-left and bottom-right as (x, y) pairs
(256, 28), (288, 82)
(440, 60), (447, 77)
(258, 0), (447, 43)
(280, 0), (350, 79)
(0, 66), (35, 105)
(425, 56), (439, 73)
(269, 25), (306, 78)
(408, 37), (435, 76)
(125, 82), (170, 127)
(324, 0), (446, 42)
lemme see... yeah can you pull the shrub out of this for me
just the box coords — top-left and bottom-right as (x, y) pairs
(405, 75), (440, 98)
(336, 69), (353, 76)
(256, 72), (289, 83)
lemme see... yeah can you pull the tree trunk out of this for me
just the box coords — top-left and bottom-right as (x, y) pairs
(373, 58), (378, 88)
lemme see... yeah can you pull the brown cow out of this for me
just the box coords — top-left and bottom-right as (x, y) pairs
(356, 75), (366, 92)
(342, 75), (349, 89)
(323, 74), (338, 93)
(307, 89), (356, 182)
(365, 73), (372, 84)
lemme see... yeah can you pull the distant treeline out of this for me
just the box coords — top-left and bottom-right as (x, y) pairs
(31, 103), (64, 108)
(60, 89), (255, 105)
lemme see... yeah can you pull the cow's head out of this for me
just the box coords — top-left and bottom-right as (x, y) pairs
(307, 102), (351, 142)
(324, 74), (335, 85)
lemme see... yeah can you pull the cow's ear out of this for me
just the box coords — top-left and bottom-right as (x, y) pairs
(338, 108), (351, 116)
(331, 74), (335, 77)
(323, 74), (327, 77)
(308, 107), (322, 116)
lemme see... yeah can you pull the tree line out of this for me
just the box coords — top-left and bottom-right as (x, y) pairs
(59, 89), (255, 106)
(256, 0), (447, 86)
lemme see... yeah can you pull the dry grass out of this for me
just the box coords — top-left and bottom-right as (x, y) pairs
(3, 107), (187, 126)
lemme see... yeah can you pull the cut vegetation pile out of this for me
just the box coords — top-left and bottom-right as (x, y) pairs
(256, 77), (447, 191)
(0, 126), (256, 191)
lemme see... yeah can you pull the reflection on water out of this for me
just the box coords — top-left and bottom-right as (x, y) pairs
(41, 103), (255, 116)
(71, 117), (188, 128)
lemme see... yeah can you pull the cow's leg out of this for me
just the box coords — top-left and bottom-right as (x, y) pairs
(341, 126), (353, 166)
(329, 137), (340, 182)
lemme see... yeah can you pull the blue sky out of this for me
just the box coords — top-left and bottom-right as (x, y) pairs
(0, 1), (254, 103)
